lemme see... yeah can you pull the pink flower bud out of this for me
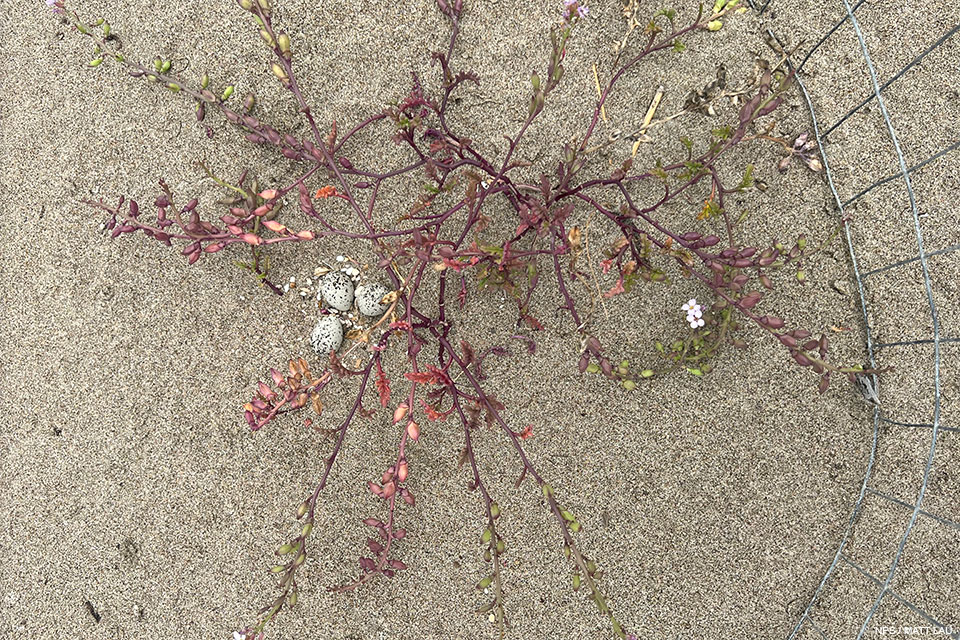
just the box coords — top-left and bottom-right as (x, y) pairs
(397, 461), (409, 482)
(382, 481), (396, 498)
(406, 421), (420, 441)
(259, 189), (278, 200)
(393, 403), (408, 423)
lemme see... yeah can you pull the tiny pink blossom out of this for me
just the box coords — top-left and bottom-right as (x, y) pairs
(563, 0), (589, 19)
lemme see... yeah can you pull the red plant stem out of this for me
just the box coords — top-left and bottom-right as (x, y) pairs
(576, 19), (706, 156)
(549, 228), (584, 330)
(307, 360), (375, 520)
(450, 391), (507, 629)
(251, 6), (325, 146)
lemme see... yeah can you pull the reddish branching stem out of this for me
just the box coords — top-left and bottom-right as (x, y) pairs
(63, 1), (879, 638)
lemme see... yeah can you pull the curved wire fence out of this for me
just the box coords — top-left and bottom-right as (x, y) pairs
(747, 0), (960, 637)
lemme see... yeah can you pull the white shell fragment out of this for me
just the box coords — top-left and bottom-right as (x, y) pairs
(355, 282), (392, 317)
(311, 315), (343, 355)
(319, 270), (355, 311)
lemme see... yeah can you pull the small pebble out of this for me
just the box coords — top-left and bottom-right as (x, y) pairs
(831, 278), (852, 295)
(311, 315), (343, 355)
(355, 282), (392, 316)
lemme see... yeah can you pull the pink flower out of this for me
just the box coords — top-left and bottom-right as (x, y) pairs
(563, 0), (589, 19)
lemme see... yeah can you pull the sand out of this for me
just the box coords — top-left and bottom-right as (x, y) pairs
(1, 0), (957, 638)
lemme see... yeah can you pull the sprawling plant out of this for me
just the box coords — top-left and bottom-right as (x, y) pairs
(51, 0), (878, 636)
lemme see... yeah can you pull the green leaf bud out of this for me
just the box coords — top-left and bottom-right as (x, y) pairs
(278, 33), (291, 56)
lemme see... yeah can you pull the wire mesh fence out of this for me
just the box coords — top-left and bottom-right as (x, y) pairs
(747, 0), (960, 637)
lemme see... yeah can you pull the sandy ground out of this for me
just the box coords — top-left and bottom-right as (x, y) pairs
(1, 0), (957, 638)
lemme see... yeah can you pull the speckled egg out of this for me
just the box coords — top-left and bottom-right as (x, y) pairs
(355, 282), (392, 316)
(319, 270), (355, 311)
(310, 315), (343, 355)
